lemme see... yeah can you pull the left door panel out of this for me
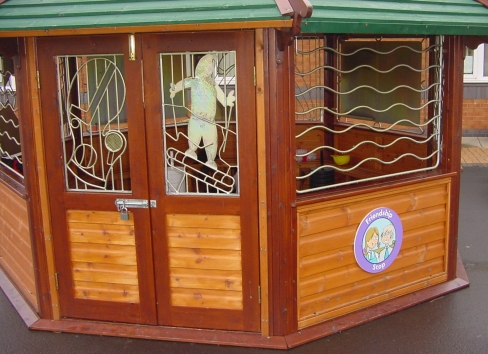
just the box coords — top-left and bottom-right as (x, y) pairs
(37, 35), (157, 324)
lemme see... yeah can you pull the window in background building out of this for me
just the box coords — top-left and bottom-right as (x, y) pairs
(464, 44), (488, 83)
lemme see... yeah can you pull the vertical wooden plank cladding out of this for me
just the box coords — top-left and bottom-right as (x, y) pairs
(21, 36), (56, 319)
(167, 214), (243, 310)
(255, 28), (270, 337)
(67, 210), (140, 303)
(442, 36), (463, 280)
(267, 28), (297, 336)
(297, 179), (450, 329)
(0, 182), (37, 307)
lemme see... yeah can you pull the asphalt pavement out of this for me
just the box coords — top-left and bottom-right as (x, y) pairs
(1, 166), (487, 354)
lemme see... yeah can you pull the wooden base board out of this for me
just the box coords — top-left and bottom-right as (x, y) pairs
(1, 255), (469, 349)
(285, 253), (470, 348)
(0, 266), (38, 327)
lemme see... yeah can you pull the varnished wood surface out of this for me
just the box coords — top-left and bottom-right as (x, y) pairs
(0, 20), (292, 39)
(255, 28), (270, 336)
(142, 31), (260, 332)
(442, 36), (463, 280)
(167, 214), (243, 310)
(297, 179), (451, 329)
(266, 28), (298, 336)
(26, 255), (468, 349)
(22, 36), (58, 319)
(68, 210), (140, 303)
(0, 182), (36, 307)
(37, 34), (157, 325)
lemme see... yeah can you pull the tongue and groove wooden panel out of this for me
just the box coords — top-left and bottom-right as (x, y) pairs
(166, 214), (243, 310)
(297, 178), (451, 329)
(67, 210), (140, 303)
(0, 182), (37, 308)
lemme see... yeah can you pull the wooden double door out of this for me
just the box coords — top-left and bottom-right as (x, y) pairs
(38, 32), (260, 332)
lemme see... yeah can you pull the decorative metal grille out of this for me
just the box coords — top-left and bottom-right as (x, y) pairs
(0, 55), (22, 178)
(295, 36), (443, 193)
(57, 55), (130, 192)
(161, 52), (239, 195)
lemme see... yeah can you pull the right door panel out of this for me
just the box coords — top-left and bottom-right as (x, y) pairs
(142, 31), (261, 332)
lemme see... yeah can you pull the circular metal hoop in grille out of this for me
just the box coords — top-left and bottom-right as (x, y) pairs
(105, 131), (124, 152)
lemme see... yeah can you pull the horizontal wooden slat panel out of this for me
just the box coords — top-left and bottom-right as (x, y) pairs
(167, 227), (241, 250)
(0, 182), (37, 309)
(0, 202), (31, 255)
(0, 225), (34, 269)
(167, 214), (240, 229)
(299, 222), (446, 279)
(73, 280), (139, 303)
(169, 248), (241, 271)
(298, 273), (447, 329)
(68, 223), (135, 246)
(297, 179), (451, 328)
(70, 242), (137, 265)
(401, 205), (447, 231)
(67, 210), (140, 304)
(72, 262), (139, 286)
(300, 219), (445, 259)
(171, 288), (242, 310)
(167, 213), (243, 310)
(300, 244), (353, 279)
(299, 225), (357, 258)
(170, 268), (242, 291)
(299, 257), (445, 320)
(300, 238), (445, 298)
(401, 222), (445, 250)
(0, 225), (31, 259)
(67, 210), (134, 225)
(0, 256), (37, 305)
(298, 181), (449, 237)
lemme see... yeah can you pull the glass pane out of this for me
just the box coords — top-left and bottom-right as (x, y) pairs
(484, 44), (488, 77)
(57, 55), (131, 192)
(160, 52), (238, 195)
(464, 48), (474, 74)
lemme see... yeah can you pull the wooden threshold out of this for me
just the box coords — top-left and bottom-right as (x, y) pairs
(30, 318), (288, 349)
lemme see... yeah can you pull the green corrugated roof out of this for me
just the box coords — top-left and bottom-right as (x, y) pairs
(2, 0), (488, 37)
(302, 0), (488, 35)
(0, 0), (287, 34)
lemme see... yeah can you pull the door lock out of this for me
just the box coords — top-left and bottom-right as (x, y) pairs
(115, 198), (156, 220)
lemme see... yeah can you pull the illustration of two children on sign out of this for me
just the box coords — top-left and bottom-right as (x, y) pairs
(363, 222), (396, 264)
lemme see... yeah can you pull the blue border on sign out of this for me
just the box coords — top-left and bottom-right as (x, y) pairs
(353, 207), (403, 274)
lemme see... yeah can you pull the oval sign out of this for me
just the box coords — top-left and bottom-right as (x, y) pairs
(354, 207), (403, 274)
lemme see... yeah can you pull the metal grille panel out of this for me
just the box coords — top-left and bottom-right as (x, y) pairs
(295, 36), (443, 193)
(57, 55), (130, 192)
(0, 55), (22, 178)
(161, 52), (239, 195)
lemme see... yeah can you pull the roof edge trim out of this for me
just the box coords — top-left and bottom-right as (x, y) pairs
(0, 19), (293, 39)
(476, 0), (488, 8)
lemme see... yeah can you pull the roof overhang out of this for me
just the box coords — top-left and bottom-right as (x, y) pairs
(0, 0), (295, 37)
(301, 0), (488, 36)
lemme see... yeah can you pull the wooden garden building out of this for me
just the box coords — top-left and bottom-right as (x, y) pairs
(0, 0), (488, 349)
